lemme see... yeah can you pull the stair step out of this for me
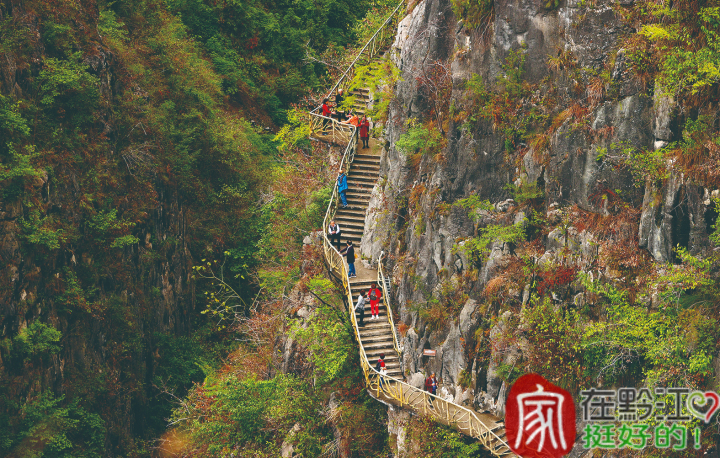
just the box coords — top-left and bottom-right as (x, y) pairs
(353, 154), (381, 162)
(334, 208), (366, 217)
(363, 342), (396, 352)
(353, 157), (381, 165)
(358, 331), (394, 342)
(358, 326), (394, 337)
(359, 324), (392, 333)
(345, 193), (372, 201)
(352, 163), (380, 170)
(333, 225), (365, 234)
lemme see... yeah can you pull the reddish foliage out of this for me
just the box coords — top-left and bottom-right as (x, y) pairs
(537, 265), (578, 296)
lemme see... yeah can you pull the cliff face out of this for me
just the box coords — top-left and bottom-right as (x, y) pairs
(362, 0), (718, 433)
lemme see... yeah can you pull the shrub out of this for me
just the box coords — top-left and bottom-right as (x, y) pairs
(451, 0), (494, 30)
(13, 321), (62, 360)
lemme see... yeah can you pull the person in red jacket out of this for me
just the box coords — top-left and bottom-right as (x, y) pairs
(359, 115), (370, 148)
(321, 98), (332, 133)
(368, 283), (382, 320)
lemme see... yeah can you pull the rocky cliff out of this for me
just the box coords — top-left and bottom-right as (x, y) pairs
(361, 0), (720, 452)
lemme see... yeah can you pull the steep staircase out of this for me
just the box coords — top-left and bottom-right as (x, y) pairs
(307, 3), (516, 457)
(332, 149), (403, 380)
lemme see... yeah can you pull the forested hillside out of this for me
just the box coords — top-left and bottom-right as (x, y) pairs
(5, 0), (720, 456)
(0, 0), (394, 455)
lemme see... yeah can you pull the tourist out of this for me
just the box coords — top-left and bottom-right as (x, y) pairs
(355, 290), (367, 326)
(340, 240), (356, 278)
(334, 89), (345, 121)
(321, 98), (332, 133)
(425, 373), (435, 407)
(368, 282), (382, 320)
(359, 115), (370, 148)
(430, 372), (438, 396)
(343, 111), (360, 127)
(328, 220), (341, 250)
(424, 373), (433, 393)
(376, 353), (386, 390)
(337, 169), (348, 208)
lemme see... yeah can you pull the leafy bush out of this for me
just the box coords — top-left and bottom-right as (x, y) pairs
(291, 277), (353, 385)
(405, 416), (481, 457)
(1, 392), (105, 458)
(504, 179), (543, 206)
(450, 0), (494, 30)
(454, 222), (526, 265)
(12, 321), (62, 360)
(396, 121), (444, 167)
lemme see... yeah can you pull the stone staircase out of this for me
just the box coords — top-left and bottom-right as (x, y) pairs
(331, 148), (403, 380)
(346, 59), (384, 117)
(310, 6), (516, 452)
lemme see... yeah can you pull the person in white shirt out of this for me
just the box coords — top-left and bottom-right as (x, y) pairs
(328, 220), (341, 250)
(355, 290), (367, 326)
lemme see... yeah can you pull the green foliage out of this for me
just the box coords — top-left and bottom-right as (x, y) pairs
(579, 260), (718, 388)
(522, 297), (587, 390)
(0, 143), (43, 201)
(495, 362), (523, 384)
(274, 109), (312, 153)
(291, 277), (353, 385)
(0, 93), (30, 139)
(0, 0), (386, 454)
(450, 0), (494, 30)
(462, 49), (547, 153)
(454, 194), (493, 222)
(12, 321), (62, 361)
(347, 57), (401, 127)
(97, 10), (127, 41)
(458, 368), (473, 389)
(163, 0), (380, 121)
(504, 179), (544, 205)
(2, 392), (105, 458)
(147, 332), (215, 432)
(19, 210), (65, 251)
(396, 120), (444, 165)
(454, 222), (526, 265)
(175, 373), (330, 457)
(37, 54), (99, 119)
(624, 144), (670, 186)
(406, 416), (481, 457)
(638, 6), (720, 95)
(710, 198), (720, 247)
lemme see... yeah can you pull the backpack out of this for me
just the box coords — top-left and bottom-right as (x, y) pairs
(369, 289), (379, 301)
(375, 359), (383, 371)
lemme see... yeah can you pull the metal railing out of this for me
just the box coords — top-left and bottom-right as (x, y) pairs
(311, 3), (515, 456)
(377, 251), (401, 355)
(312, 1), (406, 116)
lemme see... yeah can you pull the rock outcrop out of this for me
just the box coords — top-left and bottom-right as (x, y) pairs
(361, 0), (717, 443)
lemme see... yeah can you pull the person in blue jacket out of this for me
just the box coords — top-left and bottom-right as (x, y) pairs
(337, 169), (348, 208)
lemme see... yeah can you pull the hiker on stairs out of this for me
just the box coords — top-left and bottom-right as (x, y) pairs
(376, 353), (387, 391)
(359, 115), (370, 148)
(321, 98), (332, 133)
(368, 283), (382, 320)
(328, 220), (341, 250)
(337, 169), (348, 208)
(355, 289), (367, 326)
(334, 89), (345, 121)
(340, 240), (356, 278)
